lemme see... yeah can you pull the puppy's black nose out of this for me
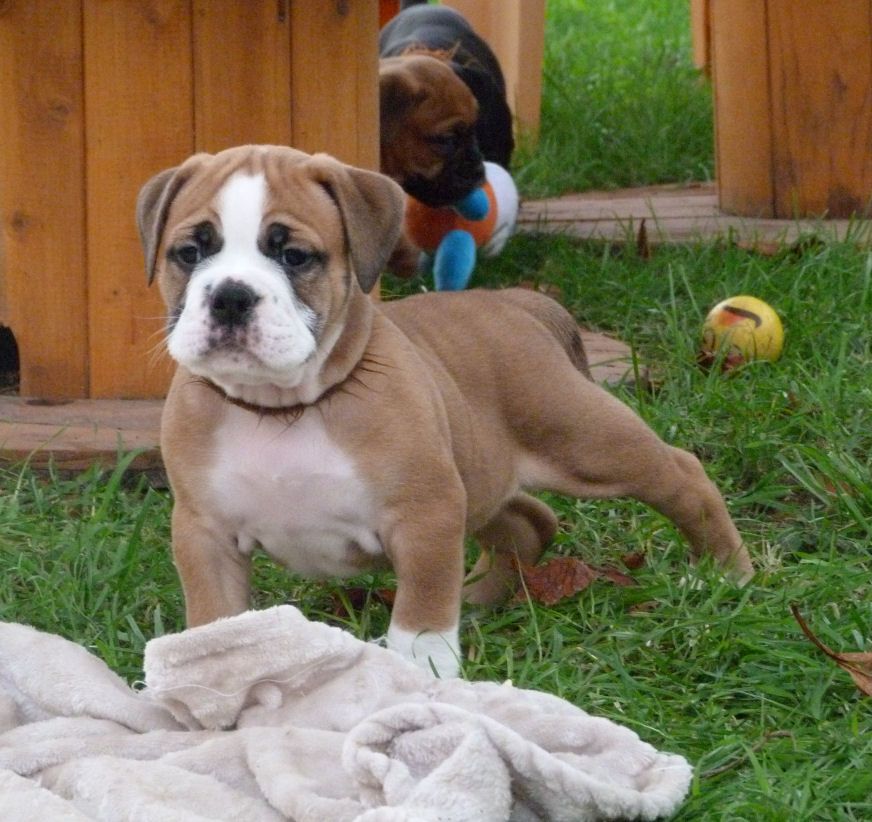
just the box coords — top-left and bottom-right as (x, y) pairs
(209, 280), (259, 327)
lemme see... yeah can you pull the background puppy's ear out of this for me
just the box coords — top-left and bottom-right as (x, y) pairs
(308, 155), (406, 294)
(378, 66), (426, 144)
(136, 156), (207, 284)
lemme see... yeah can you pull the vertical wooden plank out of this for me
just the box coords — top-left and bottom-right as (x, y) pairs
(443, 0), (546, 141)
(84, 0), (194, 398)
(192, 0), (292, 153)
(0, 199), (5, 325)
(289, 1), (379, 170)
(353, 2), (381, 171)
(508, 0), (545, 142)
(0, 1), (88, 398)
(767, 1), (872, 218)
(690, 0), (712, 75)
(709, 0), (775, 216)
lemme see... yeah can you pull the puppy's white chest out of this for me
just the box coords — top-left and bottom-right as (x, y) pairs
(207, 408), (381, 577)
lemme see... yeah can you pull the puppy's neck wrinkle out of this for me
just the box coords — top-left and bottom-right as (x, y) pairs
(196, 378), (306, 423)
(200, 290), (379, 416)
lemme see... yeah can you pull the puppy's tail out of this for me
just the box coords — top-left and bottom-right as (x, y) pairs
(502, 288), (592, 380)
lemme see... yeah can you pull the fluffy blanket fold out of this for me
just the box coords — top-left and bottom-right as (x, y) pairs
(0, 606), (691, 820)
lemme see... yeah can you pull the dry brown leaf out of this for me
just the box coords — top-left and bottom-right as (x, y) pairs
(621, 551), (647, 570)
(516, 556), (638, 606)
(815, 472), (857, 497)
(518, 556), (598, 606)
(836, 652), (872, 696)
(791, 604), (872, 697)
(596, 565), (637, 587)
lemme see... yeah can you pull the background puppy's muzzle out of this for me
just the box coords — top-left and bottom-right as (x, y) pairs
(457, 144), (485, 182)
(209, 280), (260, 328)
(405, 151), (486, 207)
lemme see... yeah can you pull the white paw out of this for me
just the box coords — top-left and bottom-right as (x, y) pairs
(386, 623), (461, 678)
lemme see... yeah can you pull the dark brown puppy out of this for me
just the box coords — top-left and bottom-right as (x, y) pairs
(379, 4), (514, 209)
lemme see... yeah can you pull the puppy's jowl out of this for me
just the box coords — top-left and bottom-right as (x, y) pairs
(139, 145), (754, 678)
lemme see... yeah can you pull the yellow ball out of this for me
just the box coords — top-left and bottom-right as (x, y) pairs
(701, 295), (784, 369)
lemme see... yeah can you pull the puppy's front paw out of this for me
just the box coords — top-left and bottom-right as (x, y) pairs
(386, 623), (461, 679)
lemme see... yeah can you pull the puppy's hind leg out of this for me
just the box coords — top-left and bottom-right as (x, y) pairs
(652, 445), (755, 582)
(464, 493), (558, 606)
(532, 381), (754, 584)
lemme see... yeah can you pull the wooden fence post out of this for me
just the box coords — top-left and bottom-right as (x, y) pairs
(711, 0), (872, 218)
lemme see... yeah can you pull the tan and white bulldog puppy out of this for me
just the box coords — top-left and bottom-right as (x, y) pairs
(138, 145), (754, 678)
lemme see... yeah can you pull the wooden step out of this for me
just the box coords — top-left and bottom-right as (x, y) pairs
(518, 182), (869, 248)
(0, 397), (163, 475)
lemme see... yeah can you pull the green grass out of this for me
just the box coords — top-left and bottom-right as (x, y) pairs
(1, 2), (871, 819)
(515, 0), (714, 196)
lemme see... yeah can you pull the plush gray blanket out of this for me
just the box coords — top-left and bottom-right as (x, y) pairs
(0, 606), (691, 820)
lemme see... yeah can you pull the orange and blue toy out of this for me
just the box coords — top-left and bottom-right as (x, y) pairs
(404, 161), (519, 290)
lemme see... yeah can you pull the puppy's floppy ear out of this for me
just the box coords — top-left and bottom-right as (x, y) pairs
(307, 155), (406, 294)
(136, 155), (208, 284)
(378, 65), (427, 144)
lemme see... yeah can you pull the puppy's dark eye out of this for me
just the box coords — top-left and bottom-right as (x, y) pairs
(264, 223), (317, 274)
(281, 247), (312, 268)
(176, 245), (201, 266)
(170, 221), (219, 271)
